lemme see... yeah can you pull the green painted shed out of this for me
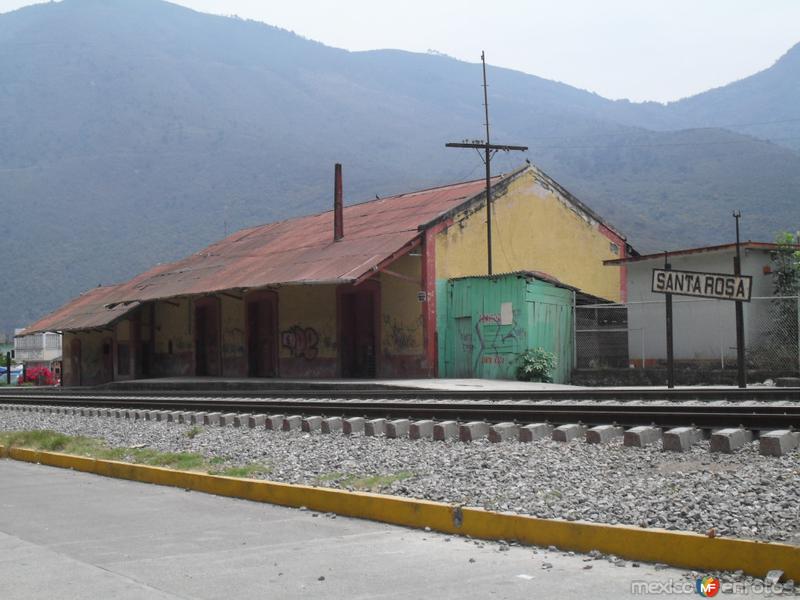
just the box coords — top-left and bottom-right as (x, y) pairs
(438, 272), (575, 383)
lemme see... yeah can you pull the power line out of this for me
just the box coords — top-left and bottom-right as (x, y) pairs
(446, 51), (528, 276)
(526, 135), (800, 151)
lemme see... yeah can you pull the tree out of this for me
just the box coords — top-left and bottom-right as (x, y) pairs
(755, 231), (800, 371)
(771, 231), (800, 296)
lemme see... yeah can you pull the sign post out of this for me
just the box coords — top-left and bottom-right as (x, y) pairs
(651, 256), (752, 388)
(733, 211), (746, 389)
(664, 253), (675, 389)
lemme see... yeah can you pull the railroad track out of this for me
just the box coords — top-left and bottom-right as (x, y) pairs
(0, 385), (798, 401)
(1, 387), (798, 430)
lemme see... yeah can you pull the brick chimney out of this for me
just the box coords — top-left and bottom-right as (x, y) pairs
(334, 163), (344, 242)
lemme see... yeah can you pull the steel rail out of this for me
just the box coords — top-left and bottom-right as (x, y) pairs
(0, 387), (798, 402)
(1, 394), (797, 430)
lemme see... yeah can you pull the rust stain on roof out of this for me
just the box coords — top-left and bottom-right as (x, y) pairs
(20, 285), (139, 336)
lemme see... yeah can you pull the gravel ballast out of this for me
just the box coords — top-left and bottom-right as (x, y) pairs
(1, 408), (798, 545)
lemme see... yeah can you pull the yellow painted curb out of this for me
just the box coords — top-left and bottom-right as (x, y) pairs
(2, 444), (798, 580)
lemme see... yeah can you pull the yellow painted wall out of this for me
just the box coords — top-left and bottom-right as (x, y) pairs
(278, 285), (337, 359)
(62, 330), (107, 386)
(115, 320), (130, 342)
(379, 254), (424, 355)
(435, 169), (623, 302)
(220, 295), (246, 370)
(154, 299), (193, 356)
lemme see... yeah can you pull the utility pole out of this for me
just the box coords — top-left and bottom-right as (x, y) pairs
(733, 211), (747, 388)
(446, 51), (528, 275)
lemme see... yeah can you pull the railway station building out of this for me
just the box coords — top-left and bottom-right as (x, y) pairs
(20, 163), (630, 385)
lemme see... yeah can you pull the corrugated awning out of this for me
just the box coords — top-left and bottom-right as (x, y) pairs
(19, 285), (139, 336)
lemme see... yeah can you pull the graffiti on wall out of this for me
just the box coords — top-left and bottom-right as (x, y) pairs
(281, 325), (319, 360)
(473, 308), (525, 371)
(382, 315), (422, 353)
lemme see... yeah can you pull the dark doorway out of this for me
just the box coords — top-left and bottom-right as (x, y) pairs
(101, 337), (113, 383)
(340, 290), (377, 378)
(195, 299), (221, 376)
(247, 294), (277, 377)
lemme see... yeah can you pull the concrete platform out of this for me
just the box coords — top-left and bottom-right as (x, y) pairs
(95, 376), (581, 392)
(0, 460), (716, 599)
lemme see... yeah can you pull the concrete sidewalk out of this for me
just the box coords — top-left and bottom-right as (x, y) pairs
(0, 460), (744, 599)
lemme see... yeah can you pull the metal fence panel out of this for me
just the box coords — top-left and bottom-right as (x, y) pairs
(575, 296), (799, 374)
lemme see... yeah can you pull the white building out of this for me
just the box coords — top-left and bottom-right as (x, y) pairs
(604, 242), (799, 372)
(14, 328), (63, 373)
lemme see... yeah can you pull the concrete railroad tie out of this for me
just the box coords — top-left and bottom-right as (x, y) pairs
(385, 419), (411, 439)
(265, 414), (285, 430)
(203, 412), (222, 426)
(230, 414), (246, 427)
(709, 428), (753, 453)
(247, 414), (267, 428)
(282, 415), (303, 431)
(662, 427), (703, 452)
(759, 430), (800, 457)
(321, 417), (343, 434)
(218, 413), (237, 427)
(552, 424), (585, 442)
(343, 417), (365, 435)
(519, 423), (552, 442)
(623, 426), (662, 448)
(459, 421), (490, 442)
(410, 420), (435, 440)
(365, 418), (387, 437)
(488, 423), (518, 443)
(585, 425), (623, 445)
(302, 416), (323, 432)
(433, 421), (459, 441)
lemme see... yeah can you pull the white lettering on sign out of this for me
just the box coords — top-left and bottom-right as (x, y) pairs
(651, 269), (752, 302)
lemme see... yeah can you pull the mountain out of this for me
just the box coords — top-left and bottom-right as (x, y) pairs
(1, 0), (798, 332)
(600, 42), (800, 152)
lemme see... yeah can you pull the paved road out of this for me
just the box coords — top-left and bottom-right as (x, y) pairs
(0, 460), (741, 599)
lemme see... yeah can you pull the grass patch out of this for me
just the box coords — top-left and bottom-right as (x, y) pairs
(0, 431), (412, 491)
(315, 470), (414, 491)
(0, 430), (107, 456)
(185, 426), (203, 439)
(0, 430), (207, 472)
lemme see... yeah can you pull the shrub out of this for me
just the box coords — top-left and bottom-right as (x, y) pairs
(17, 366), (56, 386)
(516, 348), (557, 382)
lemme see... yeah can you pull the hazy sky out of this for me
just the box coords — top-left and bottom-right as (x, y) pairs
(2, 0), (799, 102)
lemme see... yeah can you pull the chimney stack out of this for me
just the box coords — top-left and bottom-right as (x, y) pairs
(334, 163), (344, 242)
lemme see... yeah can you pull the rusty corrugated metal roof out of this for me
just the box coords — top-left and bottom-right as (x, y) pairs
(22, 173), (509, 333)
(109, 175), (504, 304)
(19, 285), (139, 336)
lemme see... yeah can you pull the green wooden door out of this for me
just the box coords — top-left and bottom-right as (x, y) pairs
(453, 316), (474, 377)
(529, 300), (573, 383)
